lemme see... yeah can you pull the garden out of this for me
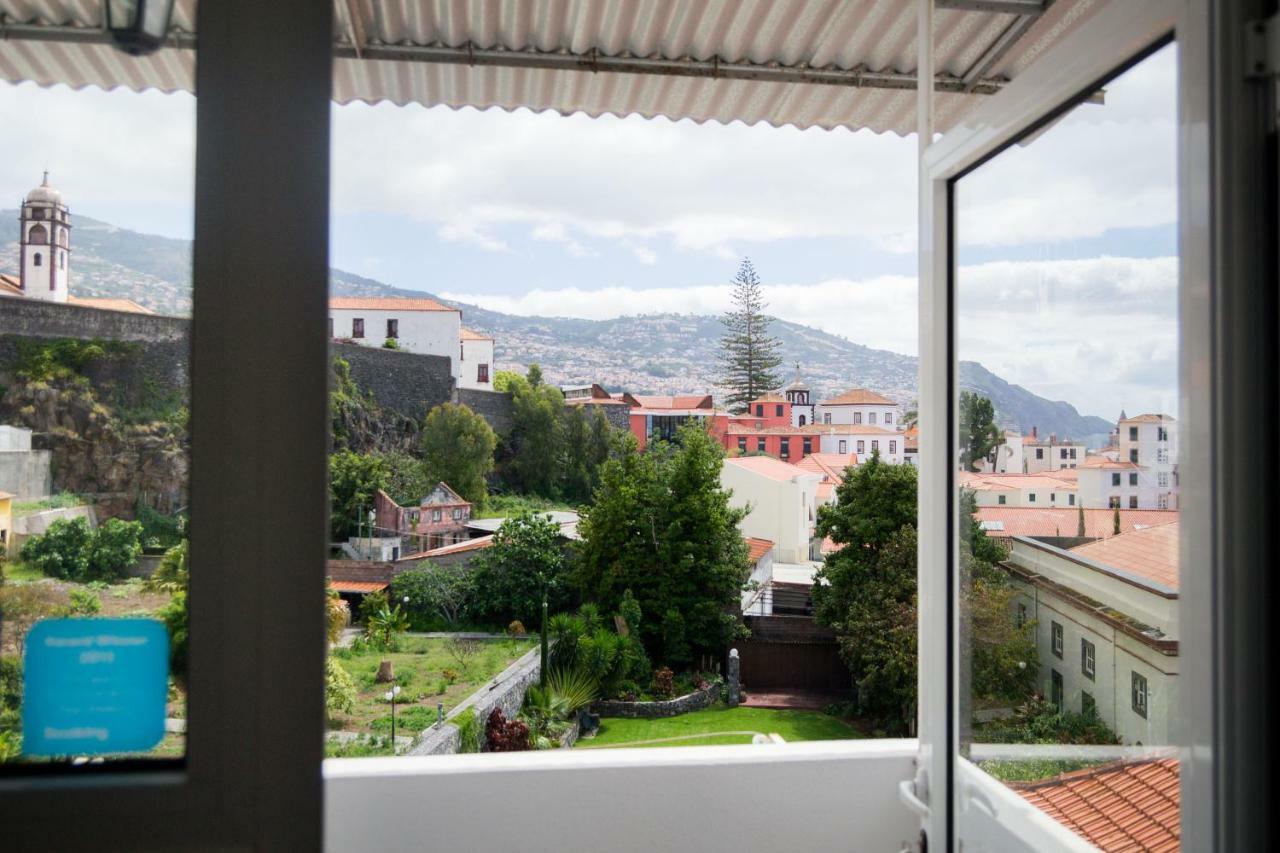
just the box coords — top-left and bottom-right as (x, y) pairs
(576, 705), (863, 749)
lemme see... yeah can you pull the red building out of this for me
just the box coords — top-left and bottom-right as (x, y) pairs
(373, 483), (472, 552)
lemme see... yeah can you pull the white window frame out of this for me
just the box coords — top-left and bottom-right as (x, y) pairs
(915, 1), (1244, 850)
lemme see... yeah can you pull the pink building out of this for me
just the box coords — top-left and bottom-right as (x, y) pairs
(373, 483), (472, 552)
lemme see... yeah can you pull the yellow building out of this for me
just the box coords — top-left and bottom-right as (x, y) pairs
(0, 490), (12, 556)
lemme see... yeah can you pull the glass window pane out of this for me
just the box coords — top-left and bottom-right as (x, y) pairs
(954, 43), (1180, 849)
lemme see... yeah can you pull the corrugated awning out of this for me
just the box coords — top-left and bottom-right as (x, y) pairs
(0, 0), (1102, 135)
(328, 580), (388, 594)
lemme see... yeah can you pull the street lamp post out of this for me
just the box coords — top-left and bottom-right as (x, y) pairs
(384, 684), (402, 750)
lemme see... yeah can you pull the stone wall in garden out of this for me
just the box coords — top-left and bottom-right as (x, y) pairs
(409, 643), (543, 756)
(591, 680), (723, 719)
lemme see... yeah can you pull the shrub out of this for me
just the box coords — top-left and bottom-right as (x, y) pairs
(148, 540), (189, 593)
(325, 658), (357, 717)
(87, 518), (144, 581)
(365, 603), (410, 651)
(62, 587), (102, 616)
(441, 668), (460, 685)
(651, 666), (675, 699)
(618, 589), (642, 635)
(507, 620), (526, 636)
(444, 638), (480, 676)
(19, 516), (142, 582)
(358, 590), (388, 624)
(159, 591), (189, 685)
(326, 588), (350, 645)
(0, 657), (21, 712)
(455, 709), (482, 753)
(390, 564), (473, 630)
(484, 707), (531, 752)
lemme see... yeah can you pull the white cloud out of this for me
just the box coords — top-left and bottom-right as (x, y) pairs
(532, 221), (595, 258)
(437, 222), (510, 253)
(443, 254), (1178, 418)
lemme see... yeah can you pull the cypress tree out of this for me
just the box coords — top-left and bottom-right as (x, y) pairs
(718, 258), (783, 412)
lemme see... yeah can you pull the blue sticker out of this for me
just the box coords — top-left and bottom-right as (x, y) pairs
(22, 618), (169, 757)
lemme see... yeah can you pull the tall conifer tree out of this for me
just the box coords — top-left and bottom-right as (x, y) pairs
(718, 258), (783, 412)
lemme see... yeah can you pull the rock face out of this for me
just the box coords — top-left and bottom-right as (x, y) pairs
(0, 375), (188, 519)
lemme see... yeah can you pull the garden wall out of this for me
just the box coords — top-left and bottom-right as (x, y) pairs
(409, 643), (542, 756)
(591, 680), (723, 719)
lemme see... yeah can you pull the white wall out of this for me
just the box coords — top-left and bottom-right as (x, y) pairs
(813, 402), (901, 428)
(458, 337), (495, 391)
(720, 463), (819, 563)
(330, 308), (462, 378)
(818, 432), (905, 464)
(324, 741), (919, 853)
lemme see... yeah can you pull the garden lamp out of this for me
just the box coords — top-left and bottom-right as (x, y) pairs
(104, 0), (176, 56)
(384, 684), (402, 746)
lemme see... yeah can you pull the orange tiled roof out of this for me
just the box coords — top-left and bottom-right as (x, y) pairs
(1078, 456), (1140, 470)
(793, 453), (858, 481)
(974, 507), (1179, 541)
(822, 388), (897, 406)
(1013, 758), (1179, 852)
(460, 327), (492, 340)
(424, 535), (494, 556)
(330, 296), (458, 312)
(727, 423), (898, 436)
(724, 455), (816, 483)
(957, 472), (1077, 492)
(328, 580), (388, 594)
(1070, 521), (1180, 590)
(745, 537), (774, 563)
(1121, 413), (1175, 424)
(623, 393), (714, 410)
(68, 296), (155, 314)
(0, 274), (21, 296)
(751, 392), (787, 403)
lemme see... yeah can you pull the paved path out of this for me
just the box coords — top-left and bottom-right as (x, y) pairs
(740, 689), (852, 711)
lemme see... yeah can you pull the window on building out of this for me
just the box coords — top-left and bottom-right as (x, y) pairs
(757, 438), (766, 452)
(1060, 449), (1068, 459)
(1157, 448), (1169, 463)
(1068, 494), (1075, 506)
(775, 405), (783, 417)
(737, 437), (747, 452)
(58, 251), (65, 269)
(869, 413), (877, 425)
(1049, 493), (1056, 502)
(871, 440), (879, 453)
(1158, 471), (1169, 487)
(780, 438), (790, 458)
(889, 441), (896, 454)
(1129, 472), (1139, 486)
(798, 415), (806, 426)
(432, 509), (442, 522)
(1035, 448), (1043, 459)
(352, 318), (365, 338)
(452, 508), (462, 520)
(28, 223), (49, 244)
(756, 404), (764, 416)
(838, 440), (847, 454)
(1129, 495), (1139, 509)
(1129, 426), (1139, 441)
(885, 413), (893, 425)
(477, 364), (489, 383)
(802, 437), (812, 455)
(823, 413), (831, 425)
(853, 412), (862, 424)
(386, 319), (398, 338)
(1158, 494), (1169, 509)
(1132, 671), (1149, 718)
(1108, 496), (1121, 509)
(1070, 448), (1077, 459)
(1028, 493), (1036, 502)
(1130, 448), (1139, 463)
(1050, 670), (1064, 711)
(33, 252), (42, 266)
(856, 440), (865, 454)
(1051, 621), (1063, 658)
(1081, 639), (1096, 680)
(997, 495), (1006, 505)
(1112, 472), (1122, 486)
(1158, 427), (1168, 441)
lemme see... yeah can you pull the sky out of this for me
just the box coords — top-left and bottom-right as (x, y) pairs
(0, 44), (1177, 420)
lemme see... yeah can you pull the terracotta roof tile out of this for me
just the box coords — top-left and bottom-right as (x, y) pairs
(1078, 456), (1140, 470)
(724, 455), (817, 483)
(0, 274), (21, 295)
(974, 507), (1178, 541)
(822, 388), (897, 406)
(424, 535), (494, 556)
(1121, 413), (1175, 424)
(67, 296), (155, 314)
(460, 327), (492, 340)
(1070, 521), (1180, 590)
(330, 296), (458, 312)
(1013, 758), (1179, 852)
(745, 537), (774, 563)
(328, 580), (389, 594)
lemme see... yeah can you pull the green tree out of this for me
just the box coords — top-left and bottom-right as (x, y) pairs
(21, 516), (93, 580)
(148, 540), (190, 593)
(159, 591), (189, 686)
(502, 367), (565, 498)
(325, 657), (358, 716)
(576, 422), (749, 666)
(959, 391), (1003, 472)
(419, 403), (497, 507)
(560, 404), (618, 504)
(89, 518), (144, 581)
(1077, 504), (1087, 537)
(376, 450), (435, 506)
(469, 512), (569, 625)
(718, 258), (783, 412)
(328, 450), (388, 539)
(390, 562), (475, 629)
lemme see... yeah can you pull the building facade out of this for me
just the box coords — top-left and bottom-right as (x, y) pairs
(17, 173), (70, 303)
(808, 387), (901, 429)
(329, 296), (472, 385)
(720, 455), (820, 564)
(458, 328), (494, 391)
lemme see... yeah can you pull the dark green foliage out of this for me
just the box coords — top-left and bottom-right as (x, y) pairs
(718, 258), (783, 412)
(358, 590), (389, 625)
(978, 696), (1120, 746)
(14, 338), (135, 382)
(660, 610), (691, 668)
(548, 605), (649, 698)
(328, 450), (388, 539)
(0, 657), (21, 713)
(159, 591), (188, 685)
(618, 589), (642, 635)
(455, 708), (482, 753)
(959, 391), (1003, 472)
(502, 366), (565, 498)
(389, 563), (474, 630)
(420, 403), (497, 507)
(469, 512), (570, 625)
(377, 450), (436, 507)
(134, 500), (185, 549)
(559, 404), (617, 503)
(20, 516), (142, 582)
(576, 422), (750, 666)
(148, 540), (189, 593)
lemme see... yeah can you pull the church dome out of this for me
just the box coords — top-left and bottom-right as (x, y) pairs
(25, 173), (64, 206)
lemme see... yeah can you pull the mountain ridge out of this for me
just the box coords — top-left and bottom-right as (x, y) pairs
(1, 210), (1114, 444)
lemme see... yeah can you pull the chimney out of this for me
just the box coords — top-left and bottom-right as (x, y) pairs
(1050, 432), (1057, 445)
(1031, 426), (1038, 439)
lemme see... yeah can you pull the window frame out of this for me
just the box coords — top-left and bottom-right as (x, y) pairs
(1050, 621), (1063, 658)
(0, 1), (331, 848)
(1081, 638), (1096, 681)
(1132, 671), (1149, 719)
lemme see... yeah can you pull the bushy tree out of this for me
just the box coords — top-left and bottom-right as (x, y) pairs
(390, 562), (475, 629)
(376, 450), (436, 507)
(959, 391), (1003, 472)
(148, 540), (189, 593)
(576, 422), (749, 666)
(502, 366), (565, 498)
(560, 404), (617, 504)
(469, 512), (569, 625)
(20, 516), (142, 582)
(325, 657), (357, 717)
(329, 450), (388, 539)
(159, 591), (189, 685)
(420, 403), (497, 507)
(89, 518), (144, 581)
(718, 258), (783, 412)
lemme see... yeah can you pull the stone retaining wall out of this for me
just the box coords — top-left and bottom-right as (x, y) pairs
(409, 643), (543, 756)
(591, 680), (723, 719)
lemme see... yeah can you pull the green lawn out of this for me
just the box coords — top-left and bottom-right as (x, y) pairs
(328, 636), (534, 736)
(576, 705), (862, 749)
(0, 561), (46, 582)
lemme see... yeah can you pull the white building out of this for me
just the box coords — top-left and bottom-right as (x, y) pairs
(813, 425), (906, 464)
(16, 172), (70, 303)
(720, 455), (820, 564)
(329, 296), (493, 390)
(958, 471), (1078, 508)
(808, 387), (902, 430)
(1118, 413), (1179, 510)
(1075, 456), (1151, 510)
(983, 430), (1025, 473)
(458, 328), (494, 391)
(1022, 427), (1087, 473)
(1003, 523), (1180, 746)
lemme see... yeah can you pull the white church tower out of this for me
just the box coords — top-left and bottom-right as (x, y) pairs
(19, 172), (71, 303)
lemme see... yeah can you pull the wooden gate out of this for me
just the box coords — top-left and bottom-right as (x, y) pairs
(735, 615), (851, 690)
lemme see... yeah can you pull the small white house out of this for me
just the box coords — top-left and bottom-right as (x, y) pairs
(1118, 414), (1179, 510)
(958, 471), (1078, 508)
(1022, 427), (1087, 473)
(329, 296), (463, 381)
(458, 328), (494, 391)
(1003, 523), (1180, 746)
(720, 455), (821, 564)
(810, 388), (902, 430)
(811, 426), (906, 464)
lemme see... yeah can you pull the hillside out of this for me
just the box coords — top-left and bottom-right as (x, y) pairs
(1, 211), (1113, 443)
